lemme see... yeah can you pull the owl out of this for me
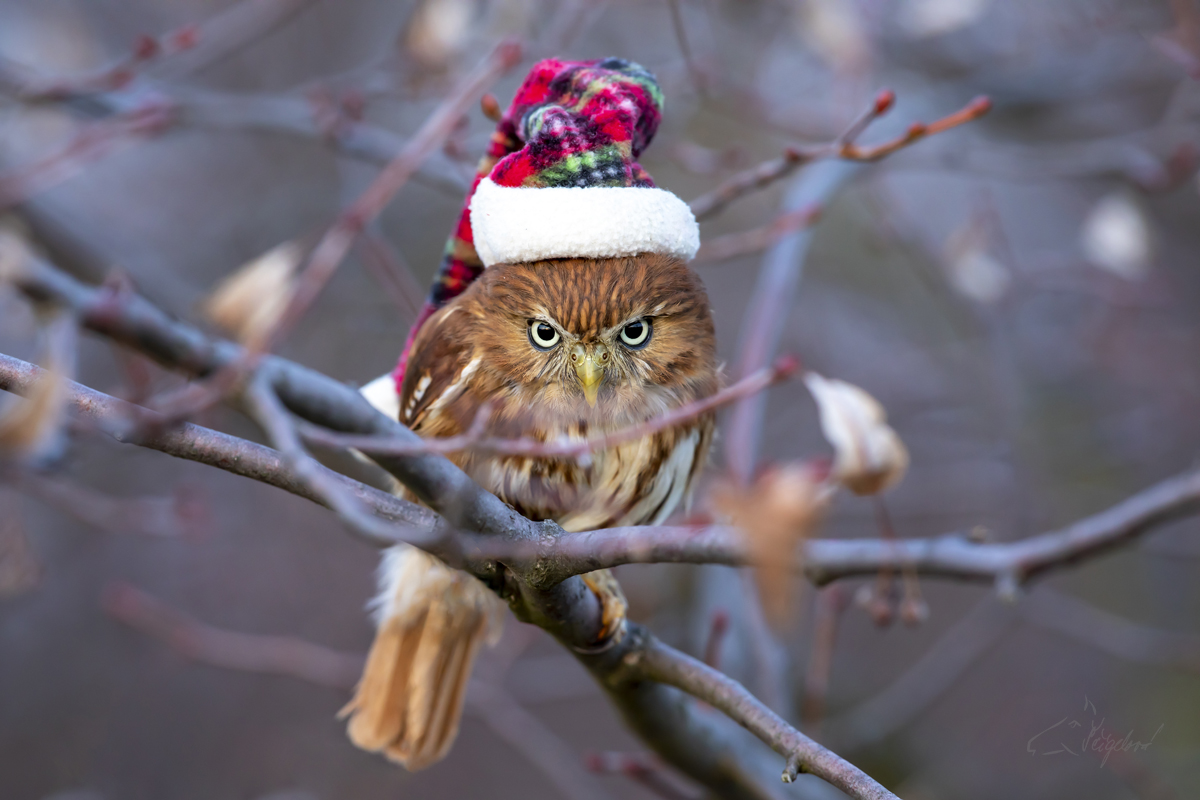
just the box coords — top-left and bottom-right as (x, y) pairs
(342, 253), (718, 767)
(341, 58), (716, 769)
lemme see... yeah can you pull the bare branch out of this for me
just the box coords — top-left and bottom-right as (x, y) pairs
(255, 41), (522, 354)
(800, 585), (850, 733)
(239, 373), (447, 551)
(469, 681), (613, 800)
(301, 357), (799, 461)
(633, 637), (898, 798)
(586, 752), (701, 800)
(18, 471), (210, 539)
(514, 466), (1200, 588)
(0, 105), (172, 211)
(0, 351), (440, 546)
(105, 582), (619, 800)
(0, 0), (319, 101)
(688, 92), (991, 221)
(103, 581), (364, 689)
(822, 597), (1015, 753)
(692, 205), (823, 263)
(1022, 587), (1200, 672)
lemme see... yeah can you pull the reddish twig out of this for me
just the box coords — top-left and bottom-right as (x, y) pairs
(103, 581), (364, 689)
(358, 231), (424, 317)
(106, 580), (608, 800)
(471, 682), (611, 800)
(586, 752), (700, 800)
(19, 471), (209, 539)
(254, 41), (522, 354)
(801, 585), (849, 734)
(693, 204), (823, 263)
(303, 356), (800, 461)
(702, 609), (730, 670)
(0, 105), (173, 210)
(688, 91), (991, 220)
(822, 598), (1014, 753)
(127, 42), (521, 428)
(6, 28), (197, 101)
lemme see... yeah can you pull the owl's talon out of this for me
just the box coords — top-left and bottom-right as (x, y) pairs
(579, 568), (628, 650)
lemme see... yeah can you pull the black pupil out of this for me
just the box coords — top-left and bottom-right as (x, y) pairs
(625, 321), (643, 339)
(535, 323), (553, 340)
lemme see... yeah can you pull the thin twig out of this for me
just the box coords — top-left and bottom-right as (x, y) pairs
(0, 104), (172, 210)
(688, 91), (990, 221)
(106, 581), (612, 800)
(1022, 587), (1200, 672)
(19, 471), (210, 539)
(103, 581), (364, 689)
(0, 352), (440, 547)
(586, 752), (700, 800)
(476, 466), (1200, 586)
(470, 681), (613, 800)
(3, 29), (196, 102)
(240, 374), (452, 552)
(702, 609), (730, 669)
(693, 205), (823, 263)
(800, 585), (849, 734)
(822, 598), (1015, 753)
(255, 41), (522, 354)
(302, 357), (799, 461)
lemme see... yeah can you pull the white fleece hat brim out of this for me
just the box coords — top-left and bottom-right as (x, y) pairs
(469, 177), (700, 267)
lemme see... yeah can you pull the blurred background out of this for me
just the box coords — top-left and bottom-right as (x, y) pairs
(2, 0), (1199, 798)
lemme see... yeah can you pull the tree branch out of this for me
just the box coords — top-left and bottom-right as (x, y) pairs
(0, 351), (439, 544)
(687, 93), (991, 221)
(504, 466), (1200, 588)
(632, 636), (897, 798)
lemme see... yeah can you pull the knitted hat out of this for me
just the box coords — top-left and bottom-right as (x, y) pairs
(395, 58), (698, 385)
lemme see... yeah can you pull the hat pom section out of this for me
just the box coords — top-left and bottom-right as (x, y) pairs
(469, 178), (700, 267)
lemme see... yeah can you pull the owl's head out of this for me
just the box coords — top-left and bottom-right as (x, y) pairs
(455, 254), (718, 427)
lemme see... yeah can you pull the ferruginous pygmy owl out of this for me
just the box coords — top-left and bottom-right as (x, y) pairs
(341, 58), (719, 770)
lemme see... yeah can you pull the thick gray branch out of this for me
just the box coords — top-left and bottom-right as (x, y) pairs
(519, 466), (1200, 589)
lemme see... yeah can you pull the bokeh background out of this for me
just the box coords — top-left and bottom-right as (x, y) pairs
(2, 0), (1199, 798)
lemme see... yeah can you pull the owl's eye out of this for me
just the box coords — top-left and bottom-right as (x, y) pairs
(528, 320), (561, 350)
(619, 318), (652, 349)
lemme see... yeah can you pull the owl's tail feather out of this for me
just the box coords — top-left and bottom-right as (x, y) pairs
(341, 544), (503, 771)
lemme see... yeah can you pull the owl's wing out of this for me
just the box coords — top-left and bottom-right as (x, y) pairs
(397, 307), (482, 438)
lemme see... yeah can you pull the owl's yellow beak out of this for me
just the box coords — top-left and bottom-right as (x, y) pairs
(571, 343), (609, 407)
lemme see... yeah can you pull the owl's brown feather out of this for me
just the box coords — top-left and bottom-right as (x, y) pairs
(345, 253), (720, 769)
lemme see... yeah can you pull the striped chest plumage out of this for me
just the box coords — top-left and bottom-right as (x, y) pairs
(473, 419), (713, 532)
